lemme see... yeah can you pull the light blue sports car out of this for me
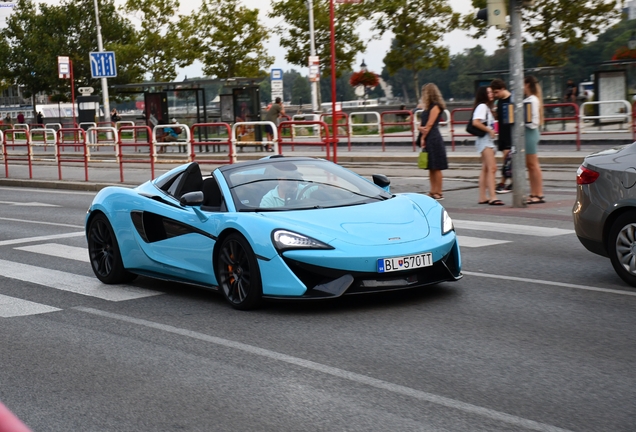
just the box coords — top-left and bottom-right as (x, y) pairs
(86, 156), (462, 309)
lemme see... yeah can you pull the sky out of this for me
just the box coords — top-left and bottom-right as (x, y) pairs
(0, 0), (501, 80)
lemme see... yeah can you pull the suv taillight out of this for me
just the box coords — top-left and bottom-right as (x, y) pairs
(577, 165), (599, 185)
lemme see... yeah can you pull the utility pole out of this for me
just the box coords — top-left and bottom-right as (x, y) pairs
(93, 0), (111, 122)
(308, 0), (320, 113)
(509, 0), (526, 208)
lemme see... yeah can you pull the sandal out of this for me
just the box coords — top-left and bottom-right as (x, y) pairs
(488, 199), (505, 206)
(478, 200), (489, 204)
(429, 193), (444, 201)
(527, 195), (545, 204)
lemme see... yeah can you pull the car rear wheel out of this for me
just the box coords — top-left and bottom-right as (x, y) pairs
(88, 213), (137, 284)
(608, 211), (636, 287)
(216, 233), (262, 310)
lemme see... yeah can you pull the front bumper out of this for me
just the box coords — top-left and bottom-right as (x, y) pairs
(263, 240), (462, 300)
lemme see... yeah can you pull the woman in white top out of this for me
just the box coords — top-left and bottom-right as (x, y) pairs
(472, 86), (503, 205)
(524, 76), (544, 204)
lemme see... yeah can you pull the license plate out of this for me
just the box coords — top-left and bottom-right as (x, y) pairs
(377, 253), (433, 273)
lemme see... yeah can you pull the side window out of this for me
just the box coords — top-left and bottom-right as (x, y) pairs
(166, 172), (185, 197)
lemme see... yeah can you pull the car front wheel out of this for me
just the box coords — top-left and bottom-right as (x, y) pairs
(216, 233), (262, 310)
(87, 213), (137, 284)
(608, 211), (636, 287)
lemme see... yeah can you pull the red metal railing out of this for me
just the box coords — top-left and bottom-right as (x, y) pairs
(190, 123), (233, 165)
(3, 129), (32, 179)
(277, 121), (332, 161)
(380, 110), (415, 151)
(542, 103), (580, 150)
(117, 126), (154, 182)
(56, 128), (88, 181)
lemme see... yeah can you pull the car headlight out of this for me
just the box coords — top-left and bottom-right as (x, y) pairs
(442, 210), (454, 235)
(272, 230), (334, 251)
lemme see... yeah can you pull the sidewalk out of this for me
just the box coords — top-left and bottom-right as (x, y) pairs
(0, 141), (618, 191)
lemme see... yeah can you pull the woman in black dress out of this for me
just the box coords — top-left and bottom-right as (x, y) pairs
(418, 83), (448, 200)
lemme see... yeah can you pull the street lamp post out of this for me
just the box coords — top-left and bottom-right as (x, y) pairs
(307, 0), (320, 113)
(93, 0), (111, 122)
(329, 0), (338, 163)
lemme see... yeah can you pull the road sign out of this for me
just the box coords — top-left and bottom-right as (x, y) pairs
(90, 51), (117, 78)
(271, 68), (284, 101)
(271, 69), (283, 81)
(58, 56), (70, 79)
(308, 56), (320, 83)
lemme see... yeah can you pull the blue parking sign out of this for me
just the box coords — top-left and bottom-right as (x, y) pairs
(90, 52), (117, 78)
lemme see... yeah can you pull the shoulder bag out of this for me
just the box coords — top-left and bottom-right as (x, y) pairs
(466, 108), (488, 137)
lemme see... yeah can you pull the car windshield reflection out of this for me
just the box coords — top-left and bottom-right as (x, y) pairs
(223, 159), (391, 211)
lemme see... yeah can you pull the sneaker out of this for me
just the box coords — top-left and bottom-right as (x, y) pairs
(495, 183), (506, 194)
(505, 183), (513, 192)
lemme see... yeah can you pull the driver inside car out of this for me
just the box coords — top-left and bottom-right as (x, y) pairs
(259, 173), (309, 208)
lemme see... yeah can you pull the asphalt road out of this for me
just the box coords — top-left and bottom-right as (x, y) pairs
(0, 177), (634, 432)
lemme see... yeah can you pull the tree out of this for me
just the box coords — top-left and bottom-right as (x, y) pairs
(188, 0), (273, 79)
(122, 0), (197, 82)
(0, 0), (141, 111)
(463, 0), (623, 67)
(369, 0), (459, 99)
(269, 0), (366, 77)
(291, 74), (311, 106)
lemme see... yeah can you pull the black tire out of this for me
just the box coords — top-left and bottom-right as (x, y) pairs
(608, 211), (636, 287)
(216, 233), (262, 310)
(87, 213), (137, 284)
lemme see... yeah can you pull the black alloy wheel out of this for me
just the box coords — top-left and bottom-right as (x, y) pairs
(216, 233), (262, 310)
(87, 213), (136, 284)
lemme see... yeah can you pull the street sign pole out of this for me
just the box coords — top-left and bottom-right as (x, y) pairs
(329, 0), (338, 163)
(94, 0), (111, 123)
(70, 60), (76, 126)
(308, 0), (320, 113)
(510, 0), (527, 208)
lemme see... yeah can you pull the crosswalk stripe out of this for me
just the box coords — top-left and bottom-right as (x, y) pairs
(0, 259), (162, 301)
(454, 220), (574, 237)
(457, 236), (511, 248)
(0, 216), (83, 228)
(0, 232), (85, 247)
(0, 294), (61, 318)
(15, 243), (88, 262)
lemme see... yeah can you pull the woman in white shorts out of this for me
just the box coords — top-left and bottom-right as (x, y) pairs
(472, 86), (503, 205)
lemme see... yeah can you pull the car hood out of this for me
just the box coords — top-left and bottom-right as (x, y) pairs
(259, 195), (432, 246)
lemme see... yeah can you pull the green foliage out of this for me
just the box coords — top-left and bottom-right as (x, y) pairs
(122, 0), (196, 82)
(188, 0), (273, 79)
(463, 0), (623, 67)
(269, 0), (366, 77)
(369, 0), (459, 98)
(0, 0), (143, 103)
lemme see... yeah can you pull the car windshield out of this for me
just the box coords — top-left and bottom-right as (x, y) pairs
(223, 159), (392, 211)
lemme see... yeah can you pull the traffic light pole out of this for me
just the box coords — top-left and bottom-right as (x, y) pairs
(509, 0), (527, 208)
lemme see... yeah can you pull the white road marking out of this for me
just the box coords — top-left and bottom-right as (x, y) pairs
(464, 271), (636, 297)
(15, 244), (88, 262)
(75, 306), (573, 432)
(0, 232), (85, 247)
(0, 294), (61, 318)
(0, 201), (60, 207)
(455, 220), (574, 237)
(0, 216), (84, 229)
(0, 186), (96, 195)
(0, 259), (161, 301)
(457, 236), (511, 248)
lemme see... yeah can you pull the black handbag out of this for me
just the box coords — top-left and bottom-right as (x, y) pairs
(466, 108), (487, 137)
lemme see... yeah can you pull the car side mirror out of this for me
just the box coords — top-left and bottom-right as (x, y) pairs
(180, 191), (204, 207)
(372, 174), (390, 188)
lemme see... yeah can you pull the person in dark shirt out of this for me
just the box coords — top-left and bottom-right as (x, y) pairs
(491, 79), (513, 194)
(564, 79), (578, 103)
